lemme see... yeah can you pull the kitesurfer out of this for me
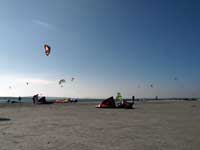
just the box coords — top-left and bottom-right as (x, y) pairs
(115, 92), (123, 107)
(32, 94), (39, 104)
(18, 96), (22, 103)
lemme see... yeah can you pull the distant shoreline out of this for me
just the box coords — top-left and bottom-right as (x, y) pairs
(0, 96), (199, 104)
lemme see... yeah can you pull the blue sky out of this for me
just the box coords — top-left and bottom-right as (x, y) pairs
(0, 0), (199, 98)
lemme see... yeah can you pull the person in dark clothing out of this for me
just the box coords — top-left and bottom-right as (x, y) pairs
(132, 96), (135, 105)
(32, 94), (39, 104)
(18, 96), (22, 103)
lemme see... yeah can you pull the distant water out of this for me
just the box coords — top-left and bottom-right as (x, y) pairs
(0, 97), (103, 104)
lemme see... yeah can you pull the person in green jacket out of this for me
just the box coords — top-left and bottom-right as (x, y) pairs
(115, 92), (123, 106)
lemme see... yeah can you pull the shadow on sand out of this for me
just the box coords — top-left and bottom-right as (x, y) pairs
(0, 118), (11, 121)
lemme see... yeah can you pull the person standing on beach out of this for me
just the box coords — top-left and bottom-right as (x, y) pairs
(18, 96), (21, 103)
(115, 92), (123, 107)
(32, 95), (35, 104)
(32, 94), (39, 104)
(132, 96), (135, 105)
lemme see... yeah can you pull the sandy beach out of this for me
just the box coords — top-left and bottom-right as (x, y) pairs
(0, 101), (200, 150)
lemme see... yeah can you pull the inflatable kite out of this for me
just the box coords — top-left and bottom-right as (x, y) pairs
(150, 84), (154, 88)
(44, 44), (51, 56)
(58, 79), (66, 87)
(96, 97), (134, 109)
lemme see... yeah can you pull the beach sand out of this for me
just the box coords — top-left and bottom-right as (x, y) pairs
(0, 101), (200, 150)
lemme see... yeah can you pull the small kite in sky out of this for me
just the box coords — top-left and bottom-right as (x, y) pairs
(44, 44), (51, 56)
(150, 84), (154, 88)
(58, 79), (66, 87)
(174, 77), (178, 80)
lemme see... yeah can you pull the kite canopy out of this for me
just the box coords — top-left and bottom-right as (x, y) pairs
(150, 84), (154, 88)
(96, 97), (116, 108)
(58, 79), (66, 87)
(96, 97), (134, 109)
(44, 44), (51, 56)
(174, 77), (178, 80)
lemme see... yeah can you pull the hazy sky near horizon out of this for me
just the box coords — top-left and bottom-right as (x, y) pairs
(0, 0), (200, 98)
